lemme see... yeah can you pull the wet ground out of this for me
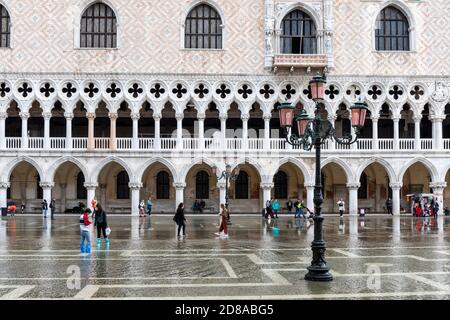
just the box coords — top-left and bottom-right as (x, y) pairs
(0, 214), (449, 300)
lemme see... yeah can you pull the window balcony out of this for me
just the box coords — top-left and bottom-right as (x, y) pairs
(273, 54), (328, 69)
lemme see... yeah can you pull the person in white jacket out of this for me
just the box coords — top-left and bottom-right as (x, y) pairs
(337, 198), (345, 217)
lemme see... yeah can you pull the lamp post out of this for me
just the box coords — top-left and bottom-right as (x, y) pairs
(278, 73), (368, 282)
(212, 163), (241, 225)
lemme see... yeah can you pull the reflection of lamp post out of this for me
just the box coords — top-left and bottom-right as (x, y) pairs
(278, 73), (368, 282)
(212, 163), (240, 225)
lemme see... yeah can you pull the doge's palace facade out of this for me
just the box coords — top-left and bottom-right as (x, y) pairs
(0, 0), (449, 216)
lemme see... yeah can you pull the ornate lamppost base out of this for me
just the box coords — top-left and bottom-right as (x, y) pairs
(304, 265), (333, 282)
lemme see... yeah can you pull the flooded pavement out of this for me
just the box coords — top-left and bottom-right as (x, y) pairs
(0, 214), (449, 299)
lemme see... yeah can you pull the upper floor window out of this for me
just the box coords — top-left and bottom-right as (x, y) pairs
(185, 3), (222, 49)
(80, 2), (117, 48)
(0, 5), (11, 48)
(281, 9), (316, 54)
(375, 6), (410, 51)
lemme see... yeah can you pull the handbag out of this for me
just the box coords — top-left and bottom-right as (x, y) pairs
(105, 227), (111, 236)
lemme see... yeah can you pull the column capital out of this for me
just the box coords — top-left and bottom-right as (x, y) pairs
(328, 114), (337, 122)
(128, 182), (143, 190)
(0, 182), (10, 189)
(370, 116), (379, 122)
(217, 181), (227, 189)
(260, 182), (274, 190)
(429, 182), (447, 190)
(39, 182), (55, 189)
(84, 182), (98, 190)
(86, 112), (96, 120)
(346, 183), (360, 190)
(0, 112), (7, 120)
(108, 112), (118, 120)
(429, 115), (445, 122)
(241, 114), (250, 121)
(304, 182), (315, 188)
(64, 112), (74, 120)
(19, 112), (30, 120)
(412, 115), (422, 122)
(219, 113), (228, 121)
(153, 113), (162, 121)
(197, 113), (206, 121)
(131, 112), (140, 120)
(263, 113), (272, 121)
(42, 112), (52, 120)
(392, 116), (400, 122)
(389, 182), (403, 189)
(175, 113), (184, 121)
(173, 182), (186, 190)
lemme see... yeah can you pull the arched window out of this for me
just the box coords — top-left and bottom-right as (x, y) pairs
(185, 3), (223, 49)
(156, 171), (170, 199)
(235, 171), (249, 199)
(36, 174), (43, 199)
(281, 9), (316, 54)
(80, 2), (117, 48)
(358, 172), (368, 199)
(375, 6), (410, 51)
(0, 5), (11, 48)
(274, 171), (288, 199)
(76, 171), (87, 200)
(196, 170), (209, 199)
(116, 171), (129, 199)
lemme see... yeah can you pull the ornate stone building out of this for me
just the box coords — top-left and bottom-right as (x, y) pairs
(0, 0), (449, 215)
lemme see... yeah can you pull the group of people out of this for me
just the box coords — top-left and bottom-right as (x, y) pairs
(138, 198), (153, 217)
(41, 199), (56, 220)
(264, 199), (281, 219)
(79, 201), (110, 254)
(264, 199), (313, 219)
(172, 202), (229, 239)
(413, 197), (439, 218)
(192, 199), (206, 213)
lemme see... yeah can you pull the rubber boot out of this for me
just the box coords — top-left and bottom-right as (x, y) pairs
(105, 238), (110, 246)
(96, 238), (101, 247)
(85, 244), (91, 253)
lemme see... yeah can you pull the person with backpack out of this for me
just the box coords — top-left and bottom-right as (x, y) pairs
(94, 203), (109, 247)
(146, 197), (153, 216)
(265, 200), (274, 219)
(173, 203), (186, 239)
(42, 199), (48, 218)
(79, 208), (92, 254)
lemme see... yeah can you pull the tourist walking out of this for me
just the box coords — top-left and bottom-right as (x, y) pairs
(215, 204), (229, 239)
(265, 200), (274, 219)
(337, 198), (345, 217)
(272, 199), (280, 218)
(42, 199), (48, 218)
(49, 199), (56, 220)
(94, 203), (109, 247)
(433, 198), (439, 218)
(79, 208), (92, 253)
(173, 203), (186, 238)
(286, 199), (293, 213)
(139, 200), (145, 217)
(146, 197), (153, 216)
(385, 198), (393, 215)
(20, 202), (25, 214)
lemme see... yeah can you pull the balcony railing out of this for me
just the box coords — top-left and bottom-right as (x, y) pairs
(2, 137), (449, 153)
(274, 54), (328, 69)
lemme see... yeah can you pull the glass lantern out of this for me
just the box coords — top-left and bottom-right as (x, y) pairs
(309, 74), (326, 101)
(349, 101), (369, 128)
(278, 101), (295, 128)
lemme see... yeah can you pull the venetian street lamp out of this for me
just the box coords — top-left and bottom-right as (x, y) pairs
(278, 73), (368, 281)
(212, 162), (241, 224)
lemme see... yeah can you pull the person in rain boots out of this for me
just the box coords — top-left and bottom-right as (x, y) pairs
(94, 203), (109, 247)
(79, 208), (92, 254)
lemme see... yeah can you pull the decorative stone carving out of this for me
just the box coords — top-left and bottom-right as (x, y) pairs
(84, 182), (98, 190)
(39, 182), (55, 189)
(173, 182), (186, 189)
(128, 182), (143, 190)
(346, 183), (361, 189)
(260, 182), (274, 190)
(431, 82), (449, 102)
(0, 182), (10, 189)
(389, 182), (403, 189)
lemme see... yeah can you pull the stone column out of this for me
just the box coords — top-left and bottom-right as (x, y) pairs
(390, 182), (402, 215)
(43, 111), (51, 150)
(263, 113), (271, 150)
(393, 117), (400, 151)
(154, 113), (161, 150)
(433, 117), (444, 150)
(129, 182), (142, 216)
(261, 182), (273, 210)
(20, 112), (30, 149)
(198, 113), (205, 150)
(64, 112), (73, 150)
(241, 114), (249, 150)
(131, 112), (140, 150)
(305, 182), (315, 213)
(84, 183), (98, 212)
(87, 112), (95, 151)
(0, 182), (10, 208)
(176, 113), (183, 150)
(174, 182), (186, 210)
(109, 112), (118, 150)
(413, 115), (421, 150)
(40, 182), (54, 204)
(0, 112), (7, 149)
(371, 116), (379, 150)
(327, 115), (336, 150)
(217, 181), (227, 206)
(430, 182), (446, 216)
(347, 183), (360, 215)
(220, 113), (227, 149)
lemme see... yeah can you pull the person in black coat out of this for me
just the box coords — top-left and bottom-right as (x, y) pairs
(94, 203), (109, 246)
(173, 203), (186, 238)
